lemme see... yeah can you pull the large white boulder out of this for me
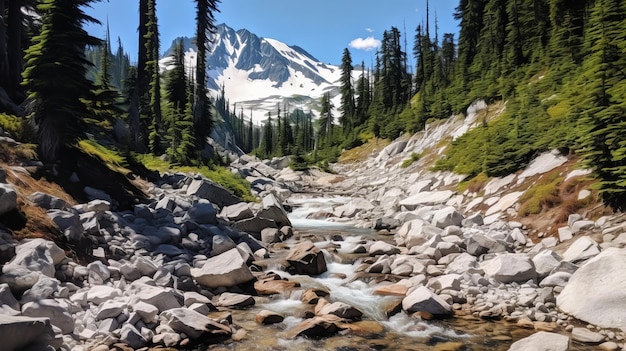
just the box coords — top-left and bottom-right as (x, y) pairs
(507, 331), (569, 351)
(562, 236), (601, 263)
(21, 299), (75, 334)
(557, 248), (626, 329)
(481, 253), (537, 283)
(431, 206), (464, 229)
(191, 248), (254, 289)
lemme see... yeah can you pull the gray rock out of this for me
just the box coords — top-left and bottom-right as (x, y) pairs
(465, 234), (511, 256)
(431, 206), (464, 229)
(0, 315), (61, 351)
(233, 216), (277, 236)
(532, 250), (562, 279)
(571, 327), (605, 343)
(462, 213), (484, 227)
(5, 239), (64, 278)
(95, 300), (126, 320)
(481, 253), (537, 283)
(507, 331), (569, 351)
(0, 283), (19, 311)
(571, 220), (595, 234)
(28, 192), (70, 211)
(191, 248), (255, 289)
(315, 300), (363, 321)
(539, 271), (571, 287)
(87, 286), (122, 304)
(260, 228), (281, 243)
(161, 307), (231, 339)
(130, 282), (182, 312)
(188, 202), (218, 224)
(402, 286), (453, 317)
(120, 323), (147, 349)
(562, 236), (601, 263)
(257, 193), (292, 227)
(186, 178), (240, 208)
(557, 248), (626, 329)
(22, 299), (75, 334)
(220, 202), (254, 221)
(217, 292), (255, 308)
(132, 301), (159, 323)
(368, 241), (400, 256)
(21, 276), (61, 303)
(285, 241), (328, 276)
(48, 209), (83, 241)
(211, 234), (237, 256)
(399, 190), (454, 209)
(0, 183), (17, 216)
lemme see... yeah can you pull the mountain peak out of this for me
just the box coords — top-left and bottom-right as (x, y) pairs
(161, 23), (342, 123)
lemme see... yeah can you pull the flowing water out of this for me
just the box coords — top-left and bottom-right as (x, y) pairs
(200, 195), (598, 350)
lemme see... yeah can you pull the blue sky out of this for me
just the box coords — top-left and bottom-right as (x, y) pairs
(85, 0), (459, 66)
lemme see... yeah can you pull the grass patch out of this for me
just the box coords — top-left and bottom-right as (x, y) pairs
(338, 138), (390, 164)
(78, 139), (128, 173)
(518, 172), (564, 217)
(133, 153), (255, 202)
(458, 172), (490, 193)
(401, 152), (422, 168)
(0, 113), (23, 139)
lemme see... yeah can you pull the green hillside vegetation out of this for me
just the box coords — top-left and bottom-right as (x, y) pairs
(320, 0), (626, 210)
(0, 0), (625, 210)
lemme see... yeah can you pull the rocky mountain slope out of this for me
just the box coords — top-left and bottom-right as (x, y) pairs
(1, 101), (625, 350)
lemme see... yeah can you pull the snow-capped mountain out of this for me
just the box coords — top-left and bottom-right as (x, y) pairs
(160, 24), (344, 124)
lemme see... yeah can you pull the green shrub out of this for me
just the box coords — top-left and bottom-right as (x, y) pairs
(401, 152), (422, 168)
(0, 113), (23, 139)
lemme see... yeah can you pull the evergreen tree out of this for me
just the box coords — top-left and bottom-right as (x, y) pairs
(22, 0), (102, 163)
(145, 0), (162, 154)
(193, 0), (220, 149)
(578, 0), (626, 209)
(318, 92), (333, 146)
(339, 48), (355, 134)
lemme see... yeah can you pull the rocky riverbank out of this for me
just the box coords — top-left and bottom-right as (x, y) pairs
(2, 101), (626, 351)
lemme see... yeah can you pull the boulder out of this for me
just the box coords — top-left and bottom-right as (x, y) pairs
(481, 253), (537, 283)
(402, 286), (453, 317)
(465, 234), (510, 256)
(0, 183), (17, 216)
(431, 207), (464, 229)
(397, 219), (443, 249)
(21, 299), (75, 334)
(285, 314), (347, 339)
(557, 248), (626, 329)
(0, 283), (19, 312)
(130, 283), (182, 312)
(220, 202), (254, 222)
(191, 248), (255, 289)
(254, 278), (300, 295)
(86, 286), (122, 304)
(285, 241), (328, 276)
(571, 327), (605, 343)
(27, 192), (70, 211)
(162, 308), (232, 339)
(188, 202), (218, 224)
(120, 323), (147, 349)
(5, 238), (64, 278)
(399, 190), (454, 209)
(507, 331), (569, 351)
(532, 250), (562, 279)
(315, 299), (363, 321)
(217, 292), (255, 308)
(368, 241), (400, 256)
(47, 209), (83, 241)
(562, 236), (601, 263)
(233, 216), (277, 236)
(0, 315), (61, 351)
(257, 193), (292, 227)
(256, 310), (285, 324)
(186, 178), (240, 208)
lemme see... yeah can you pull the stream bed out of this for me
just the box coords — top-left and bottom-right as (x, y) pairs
(198, 195), (599, 350)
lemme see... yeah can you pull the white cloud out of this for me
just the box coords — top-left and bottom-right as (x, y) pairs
(365, 27), (374, 33)
(349, 36), (381, 51)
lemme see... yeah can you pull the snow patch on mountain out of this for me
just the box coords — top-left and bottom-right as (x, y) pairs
(160, 24), (354, 124)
